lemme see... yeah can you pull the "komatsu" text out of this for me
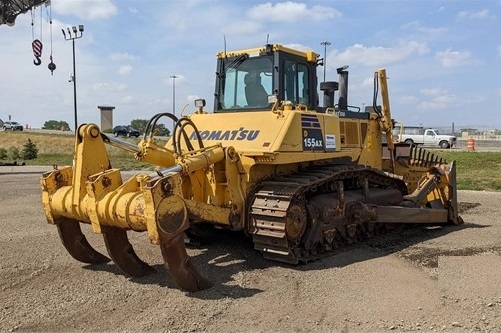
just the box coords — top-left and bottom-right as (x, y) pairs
(189, 127), (260, 141)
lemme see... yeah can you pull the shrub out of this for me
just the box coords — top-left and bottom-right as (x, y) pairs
(9, 146), (20, 160)
(43, 120), (71, 131)
(21, 138), (38, 160)
(0, 147), (7, 160)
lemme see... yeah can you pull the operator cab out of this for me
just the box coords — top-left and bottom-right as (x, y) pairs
(214, 44), (318, 112)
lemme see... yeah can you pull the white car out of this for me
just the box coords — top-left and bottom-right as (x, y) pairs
(2, 121), (24, 131)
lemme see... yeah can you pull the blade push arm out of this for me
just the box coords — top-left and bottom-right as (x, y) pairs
(375, 68), (395, 151)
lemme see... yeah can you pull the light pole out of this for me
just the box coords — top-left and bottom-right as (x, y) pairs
(170, 75), (178, 132)
(62, 25), (84, 132)
(320, 41), (331, 82)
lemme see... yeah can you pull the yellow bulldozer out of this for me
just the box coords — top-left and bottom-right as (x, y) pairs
(41, 44), (462, 292)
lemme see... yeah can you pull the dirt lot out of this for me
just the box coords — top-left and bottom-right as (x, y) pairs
(1, 166), (500, 333)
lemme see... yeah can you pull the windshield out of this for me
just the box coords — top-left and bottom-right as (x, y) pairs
(217, 55), (273, 110)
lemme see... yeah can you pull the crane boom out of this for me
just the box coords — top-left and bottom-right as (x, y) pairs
(0, 0), (50, 26)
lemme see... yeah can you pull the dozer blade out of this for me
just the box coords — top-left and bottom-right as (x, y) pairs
(159, 232), (212, 292)
(102, 227), (156, 277)
(56, 218), (110, 264)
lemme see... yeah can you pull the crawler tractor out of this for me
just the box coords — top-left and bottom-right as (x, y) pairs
(41, 44), (462, 292)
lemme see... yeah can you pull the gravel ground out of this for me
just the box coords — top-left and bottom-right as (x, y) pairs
(1, 166), (500, 333)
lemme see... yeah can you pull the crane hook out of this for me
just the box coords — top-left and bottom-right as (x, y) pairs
(32, 39), (43, 66)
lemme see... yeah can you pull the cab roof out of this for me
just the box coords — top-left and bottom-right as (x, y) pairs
(216, 44), (318, 63)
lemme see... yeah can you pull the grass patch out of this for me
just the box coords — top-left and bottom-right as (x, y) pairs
(437, 150), (501, 191)
(0, 130), (157, 170)
(1, 130), (500, 191)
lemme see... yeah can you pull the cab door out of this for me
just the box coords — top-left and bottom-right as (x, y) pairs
(423, 130), (436, 145)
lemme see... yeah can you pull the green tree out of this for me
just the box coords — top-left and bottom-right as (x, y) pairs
(21, 138), (38, 160)
(130, 119), (148, 134)
(130, 118), (170, 137)
(43, 120), (70, 131)
(155, 123), (170, 136)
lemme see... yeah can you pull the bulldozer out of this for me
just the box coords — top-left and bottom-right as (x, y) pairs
(41, 44), (462, 292)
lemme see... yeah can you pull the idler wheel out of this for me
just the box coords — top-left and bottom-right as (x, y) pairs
(285, 199), (307, 245)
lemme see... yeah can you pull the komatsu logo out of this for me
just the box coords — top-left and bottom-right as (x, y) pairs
(189, 127), (260, 141)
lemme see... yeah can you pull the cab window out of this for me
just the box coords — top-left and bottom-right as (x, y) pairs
(284, 61), (309, 106)
(218, 56), (273, 110)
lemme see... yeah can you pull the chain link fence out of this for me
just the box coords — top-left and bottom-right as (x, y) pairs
(400, 126), (501, 151)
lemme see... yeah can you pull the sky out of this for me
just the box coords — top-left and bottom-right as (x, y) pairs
(1, 0), (500, 131)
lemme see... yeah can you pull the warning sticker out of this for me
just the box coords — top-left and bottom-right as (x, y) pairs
(325, 134), (336, 151)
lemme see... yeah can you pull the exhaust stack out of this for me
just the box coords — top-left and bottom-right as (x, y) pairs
(337, 66), (349, 111)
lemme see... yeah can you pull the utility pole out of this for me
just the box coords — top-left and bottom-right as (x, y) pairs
(320, 41), (331, 82)
(170, 75), (178, 133)
(62, 25), (84, 132)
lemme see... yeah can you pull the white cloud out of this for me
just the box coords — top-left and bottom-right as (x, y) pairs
(91, 82), (128, 93)
(334, 41), (429, 67)
(436, 49), (472, 68)
(420, 88), (448, 97)
(186, 95), (201, 103)
(417, 88), (457, 110)
(416, 26), (448, 36)
(121, 96), (136, 104)
(53, 0), (117, 20)
(400, 95), (419, 104)
(457, 9), (490, 20)
(402, 21), (447, 36)
(118, 65), (132, 76)
(109, 53), (139, 62)
(434, 94), (457, 104)
(179, 95), (203, 114)
(248, 2), (342, 22)
(147, 97), (170, 107)
(418, 101), (448, 110)
(224, 20), (262, 35)
(362, 77), (374, 87)
(283, 43), (312, 52)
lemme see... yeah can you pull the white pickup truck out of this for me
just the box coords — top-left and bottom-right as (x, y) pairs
(397, 128), (457, 149)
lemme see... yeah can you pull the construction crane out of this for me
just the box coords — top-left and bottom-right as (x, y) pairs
(0, 0), (50, 26)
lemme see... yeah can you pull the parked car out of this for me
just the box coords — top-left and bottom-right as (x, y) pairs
(2, 121), (24, 131)
(112, 125), (140, 137)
